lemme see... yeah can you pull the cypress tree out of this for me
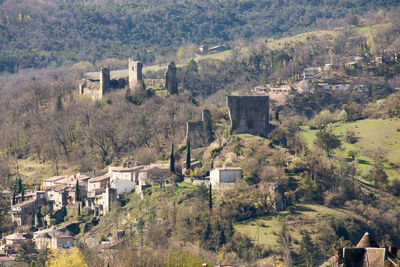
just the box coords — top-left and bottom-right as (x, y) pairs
(21, 186), (25, 201)
(186, 138), (191, 170)
(170, 143), (175, 173)
(18, 178), (22, 193)
(209, 184), (212, 210)
(55, 95), (63, 112)
(12, 189), (16, 205)
(78, 203), (81, 216)
(75, 180), (80, 202)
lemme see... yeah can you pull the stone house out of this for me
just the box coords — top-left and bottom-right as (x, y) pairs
(11, 191), (46, 226)
(108, 165), (143, 183)
(34, 231), (77, 249)
(320, 232), (400, 267)
(44, 173), (90, 189)
(111, 179), (135, 195)
(43, 175), (66, 188)
(0, 233), (28, 254)
(182, 159), (202, 175)
(87, 174), (111, 197)
(45, 185), (68, 211)
(210, 167), (243, 188)
(108, 165), (143, 194)
(95, 186), (117, 216)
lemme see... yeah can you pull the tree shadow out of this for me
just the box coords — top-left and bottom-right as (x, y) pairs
(294, 205), (317, 212)
(358, 159), (370, 165)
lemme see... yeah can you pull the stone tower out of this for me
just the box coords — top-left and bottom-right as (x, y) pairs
(128, 58), (143, 90)
(100, 68), (110, 95)
(165, 62), (178, 94)
(227, 95), (269, 137)
(202, 109), (212, 132)
(186, 109), (213, 148)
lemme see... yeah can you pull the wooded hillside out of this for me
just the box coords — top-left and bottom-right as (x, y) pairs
(0, 0), (399, 72)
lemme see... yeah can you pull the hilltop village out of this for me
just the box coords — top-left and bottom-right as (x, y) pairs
(1, 47), (400, 266)
(0, 23), (400, 266)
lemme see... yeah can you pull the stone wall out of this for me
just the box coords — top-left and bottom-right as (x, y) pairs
(144, 79), (165, 89)
(165, 62), (178, 94)
(186, 109), (213, 148)
(100, 68), (110, 95)
(227, 95), (269, 136)
(79, 68), (110, 100)
(129, 59), (143, 90)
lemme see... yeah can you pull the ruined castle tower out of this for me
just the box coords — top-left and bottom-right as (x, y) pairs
(227, 95), (269, 137)
(165, 62), (178, 94)
(186, 109), (213, 148)
(128, 58), (143, 90)
(100, 68), (110, 96)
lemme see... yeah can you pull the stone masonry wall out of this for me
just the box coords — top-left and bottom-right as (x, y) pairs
(227, 95), (269, 136)
(186, 109), (213, 148)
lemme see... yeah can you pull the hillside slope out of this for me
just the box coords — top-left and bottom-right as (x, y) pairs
(0, 0), (399, 72)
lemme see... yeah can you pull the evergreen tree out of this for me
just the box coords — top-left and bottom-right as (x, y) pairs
(36, 246), (49, 267)
(21, 186), (25, 201)
(299, 231), (317, 267)
(170, 143), (175, 173)
(186, 138), (191, 170)
(78, 203), (81, 216)
(16, 240), (38, 264)
(12, 189), (16, 205)
(75, 180), (80, 202)
(209, 184), (212, 211)
(55, 95), (63, 112)
(17, 178), (22, 193)
(202, 222), (212, 243)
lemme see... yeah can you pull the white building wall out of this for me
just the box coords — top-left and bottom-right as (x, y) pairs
(210, 169), (242, 187)
(111, 179), (135, 195)
(111, 171), (133, 182)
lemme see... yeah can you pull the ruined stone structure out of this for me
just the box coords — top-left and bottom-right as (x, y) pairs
(145, 79), (165, 89)
(128, 58), (143, 90)
(79, 59), (176, 100)
(79, 68), (110, 100)
(100, 68), (110, 94)
(165, 62), (178, 94)
(227, 95), (269, 137)
(186, 109), (213, 148)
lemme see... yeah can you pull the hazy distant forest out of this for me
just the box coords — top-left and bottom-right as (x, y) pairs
(0, 0), (399, 72)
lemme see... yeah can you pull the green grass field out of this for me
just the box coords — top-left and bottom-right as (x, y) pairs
(234, 204), (346, 252)
(301, 118), (400, 181)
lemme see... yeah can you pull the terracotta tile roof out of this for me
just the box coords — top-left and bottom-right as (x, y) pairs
(12, 198), (35, 208)
(45, 175), (67, 182)
(109, 166), (143, 172)
(89, 173), (110, 183)
(5, 233), (27, 240)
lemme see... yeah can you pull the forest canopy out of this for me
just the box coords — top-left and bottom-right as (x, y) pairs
(0, 0), (399, 72)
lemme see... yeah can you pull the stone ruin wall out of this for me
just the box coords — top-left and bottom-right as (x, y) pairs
(186, 109), (213, 148)
(79, 60), (178, 99)
(129, 59), (144, 90)
(227, 95), (269, 137)
(144, 79), (165, 89)
(165, 62), (178, 94)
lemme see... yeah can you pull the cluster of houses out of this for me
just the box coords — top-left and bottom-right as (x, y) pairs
(255, 51), (400, 96)
(0, 161), (251, 261)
